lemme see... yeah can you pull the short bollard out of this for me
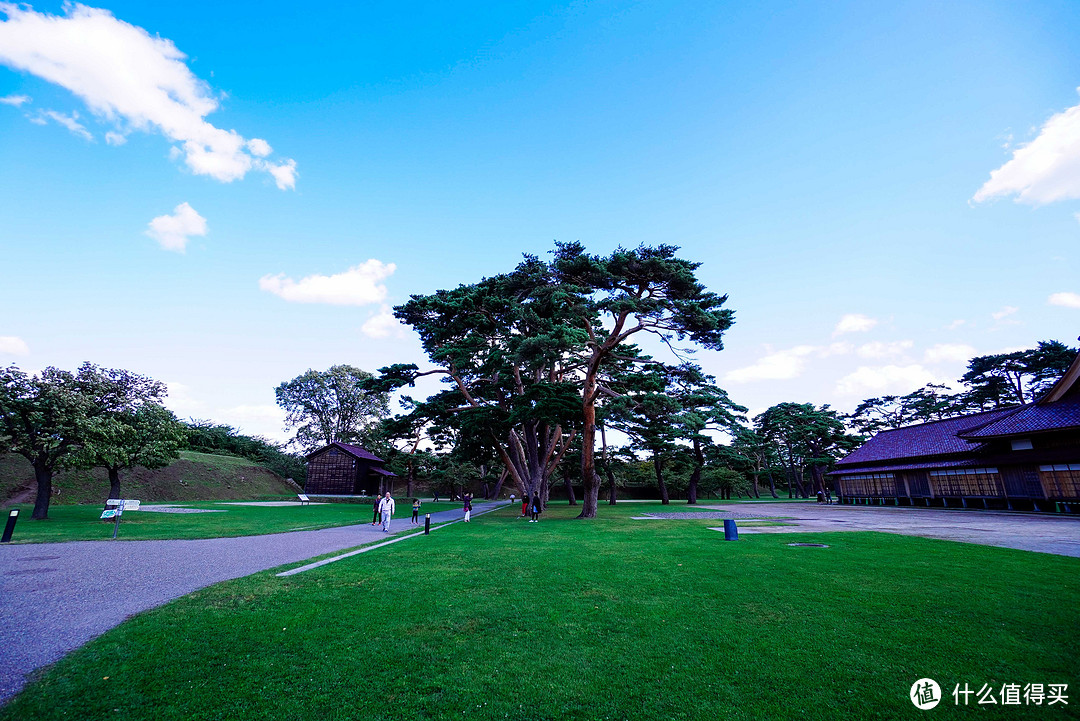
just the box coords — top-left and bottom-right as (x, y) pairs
(424, 513), (430, 535)
(723, 519), (738, 541)
(1, 508), (19, 543)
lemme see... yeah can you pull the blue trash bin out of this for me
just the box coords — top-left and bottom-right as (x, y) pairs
(723, 519), (738, 541)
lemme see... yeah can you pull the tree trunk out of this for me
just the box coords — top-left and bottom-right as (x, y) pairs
(601, 423), (617, 505)
(32, 459), (52, 520)
(108, 467), (122, 501)
(577, 368), (600, 518)
(687, 437), (703, 505)
(491, 468), (509, 500)
(653, 454), (670, 505)
(406, 459), (414, 498)
(562, 462), (577, 506)
(766, 469), (779, 498)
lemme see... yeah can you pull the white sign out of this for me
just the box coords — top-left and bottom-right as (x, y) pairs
(106, 499), (141, 511)
(100, 509), (118, 519)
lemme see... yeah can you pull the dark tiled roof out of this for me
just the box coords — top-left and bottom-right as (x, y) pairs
(306, 442), (385, 463)
(836, 408), (1018, 466)
(958, 396), (1080, 439)
(370, 467), (397, 476)
(829, 459), (983, 475)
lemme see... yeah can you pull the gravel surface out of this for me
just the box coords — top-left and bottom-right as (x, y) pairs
(0, 502), (504, 704)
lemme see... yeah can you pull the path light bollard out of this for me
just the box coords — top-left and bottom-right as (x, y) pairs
(1, 508), (19, 543)
(723, 519), (738, 541)
(424, 514), (430, 535)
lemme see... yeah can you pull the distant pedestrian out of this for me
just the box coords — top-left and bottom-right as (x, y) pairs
(529, 495), (541, 523)
(463, 494), (472, 522)
(509, 493), (515, 506)
(521, 495), (529, 517)
(433, 489), (440, 502)
(411, 498), (421, 524)
(378, 492), (396, 533)
(371, 496), (379, 525)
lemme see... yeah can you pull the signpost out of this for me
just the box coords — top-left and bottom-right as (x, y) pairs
(101, 499), (141, 538)
(1, 508), (18, 543)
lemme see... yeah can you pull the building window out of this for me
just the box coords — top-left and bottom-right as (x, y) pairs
(1039, 464), (1080, 499)
(929, 468), (1002, 497)
(329, 449), (339, 456)
(839, 472), (895, 496)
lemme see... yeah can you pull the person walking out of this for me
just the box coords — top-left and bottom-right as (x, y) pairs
(378, 492), (396, 533)
(371, 495), (379, 526)
(529, 495), (541, 523)
(521, 494), (529, 518)
(463, 493), (472, 522)
(411, 498), (421, 524)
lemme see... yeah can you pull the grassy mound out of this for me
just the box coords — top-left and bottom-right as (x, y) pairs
(0, 450), (298, 505)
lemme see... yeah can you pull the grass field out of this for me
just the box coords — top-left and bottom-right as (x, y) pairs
(1, 499), (462, 543)
(3, 503), (1077, 720)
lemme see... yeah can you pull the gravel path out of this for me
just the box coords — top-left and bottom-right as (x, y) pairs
(0, 501), (505, 703)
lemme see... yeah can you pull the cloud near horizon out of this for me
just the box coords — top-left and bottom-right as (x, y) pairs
(974, 87), (1080, 205)
(836, 364), (939, 397)
(1048, 291), (1080, 309)
(832, 313), (877, 337)
(0, 3), (296, 188)
(146, 203), (207, 252)
(724, 343), (851, 383)
(260, 260), (396, 306)
(0, 336), (30, 355)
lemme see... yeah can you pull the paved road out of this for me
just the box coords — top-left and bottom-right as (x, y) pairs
(0, 501), (505, 703)
(693, 503), (1080, 557)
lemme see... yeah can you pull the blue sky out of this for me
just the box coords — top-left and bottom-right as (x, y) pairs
(1, 1), (1079, 442)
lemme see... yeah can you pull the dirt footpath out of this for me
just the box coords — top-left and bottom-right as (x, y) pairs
(699, 503), (1080, 557)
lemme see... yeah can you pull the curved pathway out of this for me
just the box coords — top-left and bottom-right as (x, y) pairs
(0, 501), (506, 703)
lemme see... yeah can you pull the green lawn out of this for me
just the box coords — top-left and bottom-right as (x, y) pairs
(1, 499), (462, 543)
(4, 504), (1077, 720)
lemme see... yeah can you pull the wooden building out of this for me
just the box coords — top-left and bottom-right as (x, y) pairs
(832, 352), (1080, 512)
(304, 442), (397, 496)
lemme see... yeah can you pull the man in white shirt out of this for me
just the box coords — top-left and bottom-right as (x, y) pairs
(378, 492), (395, 533)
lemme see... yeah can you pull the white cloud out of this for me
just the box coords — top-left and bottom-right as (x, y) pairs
(38, 109), (92, 140)
(246, 138), (271, 157)
(256, 158), (297, 190)
(724, 345), (818, 383)
(923, 343), (976, 364)
(104, 130), (126, 145)
(0, 4), (295, 187)
(836, 364), (939, 397)
(260, 260), (396, 306)
(974, 88), (1080, 205)
(146, 202), (207, 253)
(945, 319), (966, 331)
(0, 93), (29, 106)
(832, 313), (877, 337)
(856, 340), (913, 360)
(361, 305), (405, 339)
(0, 336), (30, 355)
(164, 381), (206, 416)
(991, 305), (1018, 321)
(1049, 291), (1080, 309)
(218, 404), (288, 443)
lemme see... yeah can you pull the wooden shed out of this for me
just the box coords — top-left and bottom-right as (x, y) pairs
(304, 442), (397, 496)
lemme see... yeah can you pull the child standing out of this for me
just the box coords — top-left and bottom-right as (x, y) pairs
(371, 496), (379, 525)
(411, 498), (421, 524)
(463, 494), (472, 522)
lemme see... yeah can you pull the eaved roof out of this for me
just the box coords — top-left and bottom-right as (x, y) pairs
(370, 466), (398, 476)
(306, 441), (386, 463)
(957, 396), (1080, 439)
(835, 407), (1016, 467)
